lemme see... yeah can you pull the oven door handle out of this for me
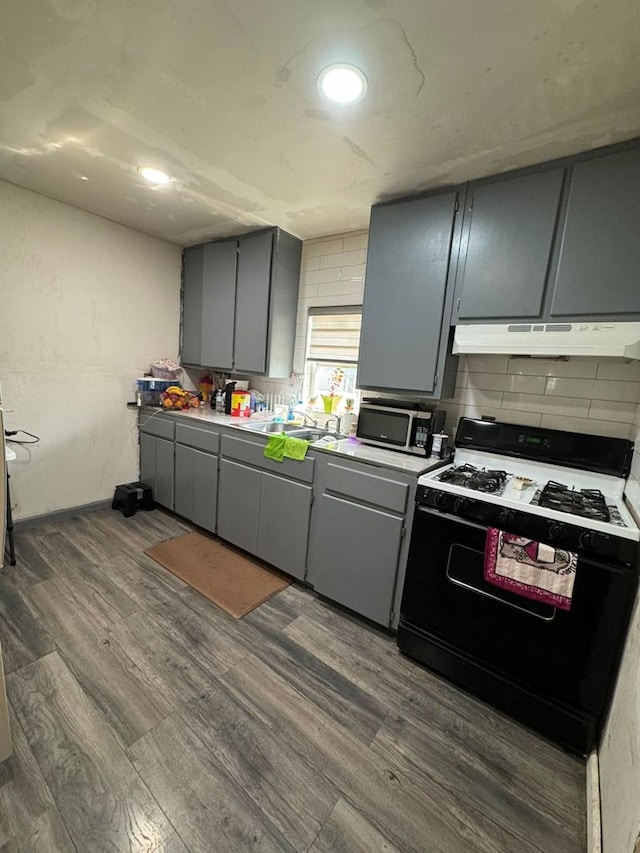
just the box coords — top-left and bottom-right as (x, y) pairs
(415, 507), (558, 622)
(445, 559), (557, 622)
(416, 505), (487, 530)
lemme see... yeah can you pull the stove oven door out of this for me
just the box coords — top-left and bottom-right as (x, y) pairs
(400, 505), (637, 715)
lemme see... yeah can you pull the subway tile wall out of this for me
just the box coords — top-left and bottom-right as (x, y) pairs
(441, 355), (640, 441)
(252, 230), (368, 399)
(293, 230), (368, 373)
(255, 228), (640, 457)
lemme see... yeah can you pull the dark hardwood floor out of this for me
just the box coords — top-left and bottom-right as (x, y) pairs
(0, 508), (586, 852)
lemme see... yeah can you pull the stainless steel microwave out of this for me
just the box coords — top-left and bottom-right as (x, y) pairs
(356, 402), (446, 455)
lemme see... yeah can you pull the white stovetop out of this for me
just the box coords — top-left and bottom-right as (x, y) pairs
(419, 448), (640, 542)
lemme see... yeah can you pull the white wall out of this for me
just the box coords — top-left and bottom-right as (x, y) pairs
(0, 181), (182, 521)
(599, 405), (640, 853)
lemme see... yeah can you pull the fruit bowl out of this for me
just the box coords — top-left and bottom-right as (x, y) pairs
(161, 386), (201, 410)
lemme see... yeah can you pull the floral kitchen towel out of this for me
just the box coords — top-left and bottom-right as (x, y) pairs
(484, 528), (578, 611)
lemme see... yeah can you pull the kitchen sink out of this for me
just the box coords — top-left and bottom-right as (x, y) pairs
(239, 421), (346, 442)
(296, 429), (346, 442)
(240, 421), (311, 435)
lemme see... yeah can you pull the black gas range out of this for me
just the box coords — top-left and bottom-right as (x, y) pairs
(398, 418), (639, 754)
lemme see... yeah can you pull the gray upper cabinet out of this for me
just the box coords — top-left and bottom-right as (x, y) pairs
(181, 227), (301, 377)
(550, 147), (640, 317)
(358, 191), (460, 397)
(182, 246), (204, 366)
(234, 231), (273, 374)
(454, 169), (564, 321)
(200, 240), (237, 370)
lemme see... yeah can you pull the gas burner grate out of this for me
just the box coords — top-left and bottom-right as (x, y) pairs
(538, 481), (610, 522)
(436, 463), (509, 495)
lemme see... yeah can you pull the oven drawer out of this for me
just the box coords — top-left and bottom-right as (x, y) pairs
(401, 506), (637, 714)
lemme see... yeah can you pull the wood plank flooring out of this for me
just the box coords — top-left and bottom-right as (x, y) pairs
(0, 508), (586, 852)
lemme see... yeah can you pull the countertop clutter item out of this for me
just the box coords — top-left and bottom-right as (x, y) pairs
(223, 380), (237, 414)
(356, 398), (446, 457)
(136, 377), (178, 406)
(230, 391), (251, 418)
(399, 416), (639, 754)
(161, 386), (201, 410)
(198, 374), (213, 403)
(150, 358), (183, 381)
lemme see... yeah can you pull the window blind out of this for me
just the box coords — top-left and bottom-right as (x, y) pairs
(306, 311), (362, 363)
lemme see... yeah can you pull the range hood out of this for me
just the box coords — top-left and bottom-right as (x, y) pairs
(453, 322), (640, 359)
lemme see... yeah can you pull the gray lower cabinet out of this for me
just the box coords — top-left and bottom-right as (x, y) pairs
(358, 190), (460, 397)
(257, 472), (312, 580)
(217, 459), (261, 555)
(139, 415), (176, 510)
(307, 495), (404, 627)
(307, 456), (416, 628)
(550, 146), (640, 317)
(217, 455), (312, 580)
(174, 444), (218, 533)
(140, 433), (175, 510)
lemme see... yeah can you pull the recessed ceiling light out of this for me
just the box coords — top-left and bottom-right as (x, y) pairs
(317, 64), (368, 104)
(137, 166), (172, 185)
(79, 175), (89, 181)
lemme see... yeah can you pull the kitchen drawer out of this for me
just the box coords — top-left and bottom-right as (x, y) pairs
(175, 423), (219, 454)
(324, 462), (409, 514)
(140, 415), (175, 441)
(221, 434), (315, 483)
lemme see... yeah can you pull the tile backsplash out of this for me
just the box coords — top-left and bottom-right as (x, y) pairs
(251, 230), (368, 400)
(441, 355), (640, 441)
(252, 227), (640, 466)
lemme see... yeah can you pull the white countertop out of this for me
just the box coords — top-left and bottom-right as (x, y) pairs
(4, 446), (16, 462)
(144, 406), (444, 476)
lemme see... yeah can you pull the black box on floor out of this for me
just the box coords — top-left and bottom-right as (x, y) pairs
(111, 482), (154, 517)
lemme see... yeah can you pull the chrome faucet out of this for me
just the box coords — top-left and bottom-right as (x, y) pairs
(325, 414), (342, 434)
(292, 410), (318, 427)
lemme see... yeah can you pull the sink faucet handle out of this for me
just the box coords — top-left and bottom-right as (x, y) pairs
(292, 409), (318, 428)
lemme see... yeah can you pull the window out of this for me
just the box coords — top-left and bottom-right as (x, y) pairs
(304, 308), (362, 413)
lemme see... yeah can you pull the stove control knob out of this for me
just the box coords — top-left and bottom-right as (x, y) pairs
(498, 508), (515, 528)
(453, 496), (469, 513)
(547, 522), (565, 542)
(433, 491), (448, 508)
(578, 530), (607, 550)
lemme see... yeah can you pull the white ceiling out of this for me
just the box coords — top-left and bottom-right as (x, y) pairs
(1, 0), (639, 246)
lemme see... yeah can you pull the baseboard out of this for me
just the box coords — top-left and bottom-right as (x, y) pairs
(587, 749), (602, 853)
(13, 499), (113, 530)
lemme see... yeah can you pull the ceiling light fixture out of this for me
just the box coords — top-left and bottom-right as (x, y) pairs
(317, 64), (368, 104)
(79, 175), (89, 181)
(137, 166), (172, 185)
